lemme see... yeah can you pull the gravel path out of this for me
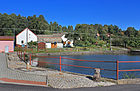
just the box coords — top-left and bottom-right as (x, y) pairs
(0, 53), (46, 84)
(7, 53), (116, 89)
(48, 72), (116, 88)
(24, 69), (116, 89)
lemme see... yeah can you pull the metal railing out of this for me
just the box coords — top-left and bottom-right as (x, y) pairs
(17, 50), (140, 80)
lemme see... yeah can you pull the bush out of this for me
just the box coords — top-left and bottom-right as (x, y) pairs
(97, 40), (106, 47)
(28, 41), (37, 48)
(122, 72), (136, 79)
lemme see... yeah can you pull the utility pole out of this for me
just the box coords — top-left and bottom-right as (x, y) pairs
(110, 34), (112, 51)
(14, 28), (16, 49)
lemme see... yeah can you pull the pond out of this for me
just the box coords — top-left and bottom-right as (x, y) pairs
(33, 54), (140, 79)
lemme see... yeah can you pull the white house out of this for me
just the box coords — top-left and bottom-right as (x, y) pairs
(61, 35), (74, 47)
(16, 28), (37, 46)
(37, 33), (74, 48)
(37, 34), (63, 48)
(46, 43), (51, 48)
(57, 43), (63, 48)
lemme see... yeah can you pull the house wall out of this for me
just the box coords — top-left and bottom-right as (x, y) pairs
(16, 29), (26, 45)
(63, 40), (74, 47)
(28, 30), (37, 43)
(16, 28), (37, 45)
(46, 43), (51, 48)
(61, 35), (67, 41)
(57, 43), (63, 48)
(0, 41), (14, 53)
(61, 35), (74, 47)
(69, 40), (74, 47)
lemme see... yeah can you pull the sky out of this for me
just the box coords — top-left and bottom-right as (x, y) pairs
(0, 0), (140, 30)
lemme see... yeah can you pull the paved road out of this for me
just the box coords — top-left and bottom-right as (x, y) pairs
(0, 83), (140, 91)
(0, 53), (46, 85)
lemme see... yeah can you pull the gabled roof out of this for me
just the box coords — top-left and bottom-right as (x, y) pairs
(37, 33), (64, 43)
(0, 36), (14, 41)
(16, 28), (37, 37)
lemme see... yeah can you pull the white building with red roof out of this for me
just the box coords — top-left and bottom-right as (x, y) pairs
(16, 28), (37, 46)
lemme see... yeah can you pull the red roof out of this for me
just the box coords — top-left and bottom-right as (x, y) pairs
(0, 36), (14, 41)
(16, 28), (37, 37)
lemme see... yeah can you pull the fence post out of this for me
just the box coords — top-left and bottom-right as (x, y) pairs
(30, 54), (31, 65)
(20, 50), (21, 59)
(18, 50), (19, 57)
(24, 52), (25, 61)
(19, 50), (20, 58)
(116, 60), (119, 80)
(21, 51), (22, 60)
(60, 56), (61, 72)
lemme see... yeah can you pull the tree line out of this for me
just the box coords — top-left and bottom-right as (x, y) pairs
(0, 13), (140, 48)
(71, 24), (140, 48)
(0, 13), (71, 35)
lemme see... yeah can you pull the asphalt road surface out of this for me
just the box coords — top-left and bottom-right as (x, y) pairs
(0, 83), (140, 91)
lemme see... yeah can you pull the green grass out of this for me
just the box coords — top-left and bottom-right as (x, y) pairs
(14, 46), (112, 54)
(130, 47), (140, 51)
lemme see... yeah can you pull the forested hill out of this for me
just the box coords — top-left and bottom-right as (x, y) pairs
(0, 13), (140, 48)
(0, 13), (71, 35)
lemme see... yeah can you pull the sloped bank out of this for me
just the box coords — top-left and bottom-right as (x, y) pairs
(35, 50), (129, 56)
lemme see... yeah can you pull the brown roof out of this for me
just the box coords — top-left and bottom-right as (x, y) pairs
(0, 36), (14, 41)
(37, 34), (64, 43)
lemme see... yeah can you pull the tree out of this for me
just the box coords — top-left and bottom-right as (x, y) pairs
(68, 25), (73, 31)
(62, 26), (68, 32)
(58, 25), (62, 32)
(108, 25), (114, 34)
(124, 27), (138, 37)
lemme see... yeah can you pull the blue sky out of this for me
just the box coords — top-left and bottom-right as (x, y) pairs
(0, 0), (140, 30)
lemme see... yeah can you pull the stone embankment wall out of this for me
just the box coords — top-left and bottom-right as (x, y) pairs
(7, 52), (26, 69)
(35, 50), (129, 56)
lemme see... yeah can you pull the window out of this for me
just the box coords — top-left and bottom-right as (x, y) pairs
(21, 40), (24, 44)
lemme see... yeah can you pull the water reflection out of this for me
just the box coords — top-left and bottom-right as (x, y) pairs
(33, 54), (140, 79)
(31, 58), (38, 66)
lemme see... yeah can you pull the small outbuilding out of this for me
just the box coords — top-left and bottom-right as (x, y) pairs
(0, 36), (14, 53)
(16, 28), (37, 47)
(37, 34), (64, 48)
(38, 42), (46, 51)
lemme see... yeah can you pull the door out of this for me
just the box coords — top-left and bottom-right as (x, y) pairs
(5, 46), (9, 53)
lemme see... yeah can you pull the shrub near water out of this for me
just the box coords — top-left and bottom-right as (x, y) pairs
(122, 72), (137, 79)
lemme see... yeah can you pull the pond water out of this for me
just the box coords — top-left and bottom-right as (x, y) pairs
(33, 54), (140, 79)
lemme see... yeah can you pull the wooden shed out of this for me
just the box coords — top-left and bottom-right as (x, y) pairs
(37, 42), (46, 51)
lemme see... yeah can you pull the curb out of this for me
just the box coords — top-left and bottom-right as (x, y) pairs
(0, 78), (46, 86)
